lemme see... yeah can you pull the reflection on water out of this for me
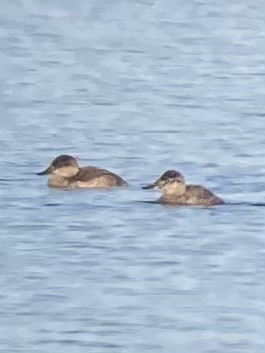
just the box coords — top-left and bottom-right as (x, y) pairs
(0, 1), (264, 352)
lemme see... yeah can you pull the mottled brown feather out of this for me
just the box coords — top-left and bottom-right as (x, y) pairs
(159, 184), (224, 206)
(71, 167), (128, 187)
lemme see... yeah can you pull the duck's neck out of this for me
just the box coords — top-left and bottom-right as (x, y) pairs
(48, 175), (70, 188)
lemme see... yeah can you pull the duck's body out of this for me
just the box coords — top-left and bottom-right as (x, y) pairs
(37, 155), (128, 189)
(143, 170), (224, 206)
(158, 184), (224, 206)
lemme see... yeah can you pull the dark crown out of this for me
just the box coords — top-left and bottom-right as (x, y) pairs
(161, 170), (183, 181)
(52, 155), (78, 168)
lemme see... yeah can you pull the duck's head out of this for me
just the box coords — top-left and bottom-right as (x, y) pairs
(37, 155), (79, 178)
(142, 170), (185, 191)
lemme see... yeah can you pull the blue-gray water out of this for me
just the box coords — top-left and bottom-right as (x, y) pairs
(0, 1), (264, 352)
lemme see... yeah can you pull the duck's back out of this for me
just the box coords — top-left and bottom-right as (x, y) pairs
(73, 166), (128, 188)
(185, 184), (224, 205)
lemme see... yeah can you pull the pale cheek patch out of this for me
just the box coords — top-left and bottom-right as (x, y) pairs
(157, 180), (167, 189)
(54, 167), (78, 178)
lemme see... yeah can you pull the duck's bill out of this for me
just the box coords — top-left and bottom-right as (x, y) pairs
(142, 183), (156, 189)
(36, 165), (53, 175)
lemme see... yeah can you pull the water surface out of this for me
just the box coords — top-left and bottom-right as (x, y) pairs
(0, 1), (264, 352)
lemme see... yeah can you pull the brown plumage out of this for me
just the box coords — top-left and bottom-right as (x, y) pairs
(142, 170), (224, 206)
(37, 155), (128, 189)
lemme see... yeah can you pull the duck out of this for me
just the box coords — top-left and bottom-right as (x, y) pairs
(142, 170), (224, 206)
(37, 155), (128, 189)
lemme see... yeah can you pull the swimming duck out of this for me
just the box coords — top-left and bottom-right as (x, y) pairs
(142, 170), (224, 206)
(37, 155), (128, 189)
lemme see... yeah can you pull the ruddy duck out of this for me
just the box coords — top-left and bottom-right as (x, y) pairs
(142, 170), (224, 206)
(37, 155), (128, 189)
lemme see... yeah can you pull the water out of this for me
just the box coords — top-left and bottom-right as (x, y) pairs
(0, 1), (264, 352)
